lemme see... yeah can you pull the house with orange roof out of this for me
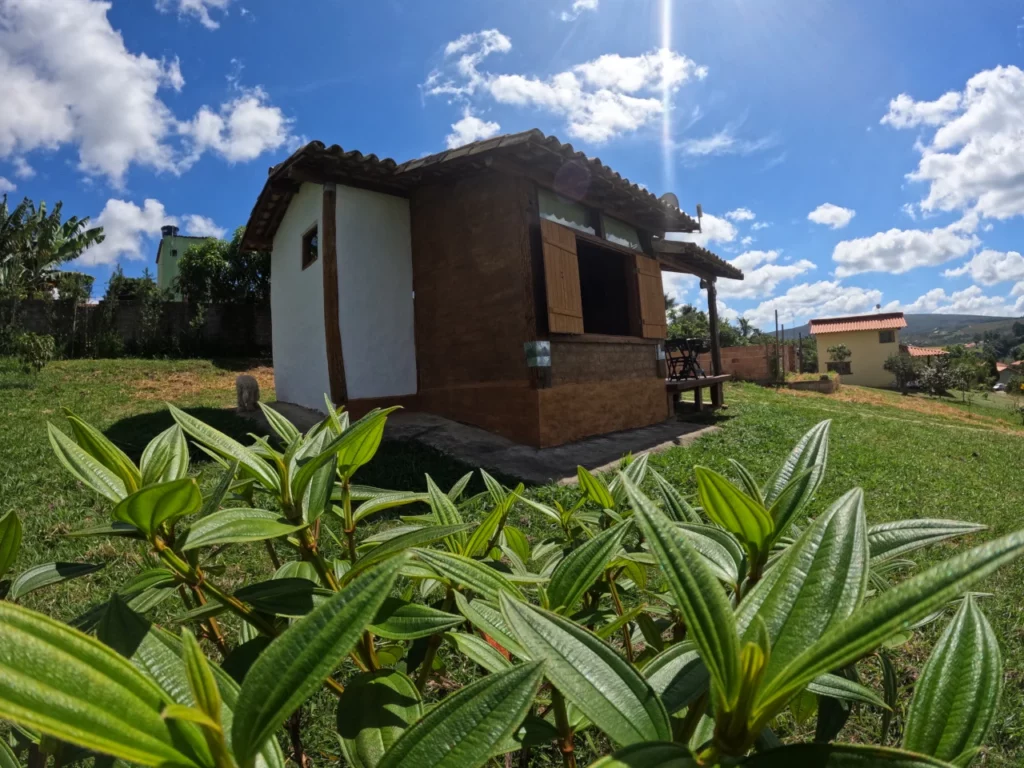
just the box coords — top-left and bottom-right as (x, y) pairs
(997, 360), (1024, 385)
(809, 312), (907, 388)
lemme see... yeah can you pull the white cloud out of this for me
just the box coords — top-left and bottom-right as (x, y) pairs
(182, 214), (226, 239)
(1012, 281), (1024, 298)
(745, 280), (884, 328)
(0, 0), (292, 185)
(942, 249), (1024, 285)
(751, 221), (771, 231)
(668, 211), (736, 248)
(78, 198), (173, 266)
(807, 203), (856, 229)
(901, 202), (917, 221)
(445, 108), (500, 149)
(155, 0), (232, 30)
(12, 157), (34, 178)
(425, 31), (706, 144)
(718, 250), (816, 300)
(741, 235), (754, 246)
(831, 224), (979, 277)
(880, 91), (961, 128)
(883, 66), (1024, 222)
(725, 207), (755, 222)
(181, 86), (294, 164)
(679, 127), (773, 157)
(560, 0), (598, 22)
(0, 177), (15, 194)
(894, 285), (1017, 316)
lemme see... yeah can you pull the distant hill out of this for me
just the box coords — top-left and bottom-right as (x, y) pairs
(778, 314), (1021, 343)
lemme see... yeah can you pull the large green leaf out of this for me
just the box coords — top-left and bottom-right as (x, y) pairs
(140, 425), (190, 486)
(578, 466), (616, 509)
(622, 474), (741, 710)
(500, 594), (671, 746)
(453, 593), (526, 658)
(643, 642), (709, 715)
(694, 466), (773, 560)
(169, 403), (280, 492)
(590, 742), (698, 767)
(736, 489), (868, 684)
(902, 595), (1002, 763)
(464, 503), (507, 559)
(349, 524), (474, 579)
(369, 598), (464, 640)
(808, 673), (889, 710)
(353, 491), (430, 523)
(112, 478), (202, 536)
(869, 520), (987, 563)
(547, 520), (632, 613)
(332, 407), (397, 478)
(64, 410), (142, 493)
(425, 475), (467, 553)
(232, 557), (404, 767)
(0, 601), (202, 767)
(764, 419), (830, 506)
(743, 743), (956, 766)
(182, 508), (305, 551)
(756, 529), (1024, 717)
(9, 562), (104, 601)
(338, 670), (422, 768)
(234, 578), (327, 617)
(651, 470), (702, 524)
(0, 510), (22, 580)
(258, 402), (301, 445)
(376, 661), (544, 768)
(445, 632), (513, 673)
(48, 423), (127, 503)
(413, 548), (524, 602)
(675, 523), (744, 586)
(0, 739), (18, 768)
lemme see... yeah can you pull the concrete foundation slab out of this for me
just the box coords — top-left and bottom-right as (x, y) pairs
(245, 402), (718, 486)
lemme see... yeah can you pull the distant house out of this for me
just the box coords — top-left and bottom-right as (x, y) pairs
(810, 312), (906, 388)
(997, 361), (1023, 385)
(156, 225), (208, 298)
(240, 130), (744, 448)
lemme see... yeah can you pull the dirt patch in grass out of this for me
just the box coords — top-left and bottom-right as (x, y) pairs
(776, 385), (1024, 434)
(132, 364), (274, 401)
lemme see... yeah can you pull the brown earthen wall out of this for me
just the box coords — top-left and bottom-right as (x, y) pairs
(538, 378), (670, 448)
(697, 344), (797, 382)
(550, 337), (660, 385)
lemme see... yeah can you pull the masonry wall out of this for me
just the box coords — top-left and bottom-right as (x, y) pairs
(697, 343), (798, 382)
(815, 330), (899, 388)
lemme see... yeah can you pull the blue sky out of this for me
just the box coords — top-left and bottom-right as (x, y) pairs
(3, 0), (1024, 329)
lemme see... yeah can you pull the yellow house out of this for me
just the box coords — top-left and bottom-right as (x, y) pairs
(810, 312), (907, 388)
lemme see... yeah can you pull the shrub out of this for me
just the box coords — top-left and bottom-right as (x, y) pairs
(919, 362), (953, 395)
(883, 352), (921, 394)
(826, 343), (851, 362)
(14, 331), (55, 373)
(0, 411), (1019, 767)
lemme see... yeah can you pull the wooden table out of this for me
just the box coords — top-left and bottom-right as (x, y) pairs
(666, 374), (732, 412)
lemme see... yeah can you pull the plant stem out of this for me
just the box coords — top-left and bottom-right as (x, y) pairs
(606, 572), (634, 663)
(264, 539), (282, 570)
(416, 590), (453, 692)
(287, 709), (311, 768)
(298, 527), (341, 591)
(552, 689), (576, 768)
(191, 585), (228, 656)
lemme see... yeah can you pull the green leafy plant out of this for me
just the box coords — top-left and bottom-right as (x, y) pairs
(15, 331), (55, 373)
(0, 409), (1017, 767)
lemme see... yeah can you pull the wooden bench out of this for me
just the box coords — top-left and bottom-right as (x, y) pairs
(666, 373), (732, 412)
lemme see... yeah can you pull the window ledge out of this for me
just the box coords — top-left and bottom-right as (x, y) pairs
(550, 333), (660, 346)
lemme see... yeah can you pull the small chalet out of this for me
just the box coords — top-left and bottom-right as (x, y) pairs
(241, 130), (743, 448)
(810, 312), (906, 388)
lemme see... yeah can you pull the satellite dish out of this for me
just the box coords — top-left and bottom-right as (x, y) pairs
(659, 192), (680, 210)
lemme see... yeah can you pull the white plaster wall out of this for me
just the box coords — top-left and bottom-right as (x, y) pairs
(335, 185), (417, 399)
(271, 183), (331, 412)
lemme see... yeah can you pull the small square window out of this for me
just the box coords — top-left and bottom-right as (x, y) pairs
(827, 361), (852, 375)
(879, 330), (895, 344)
(302, 224), (318, 270)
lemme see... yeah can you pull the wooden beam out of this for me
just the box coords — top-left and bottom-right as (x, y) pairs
(321, 182), (348, 404)
(704, 277), (724, 407)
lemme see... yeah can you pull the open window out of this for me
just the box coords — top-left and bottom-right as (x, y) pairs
(539, 218), (666, 340)
(301, 224), (319, 270)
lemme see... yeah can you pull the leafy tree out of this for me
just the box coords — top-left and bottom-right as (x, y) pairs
(884, 352), (921, 394)
(175, 226), (269, 304)
(20, 200), (104, 299)
(827, 343), (851, 363)
(919, 360), (954, 396)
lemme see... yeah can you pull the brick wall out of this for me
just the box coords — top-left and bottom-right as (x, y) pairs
(550, 337), (660, 385)
(696, 343), (797, 382)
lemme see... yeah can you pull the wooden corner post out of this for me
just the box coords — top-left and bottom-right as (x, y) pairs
(705, 276), (724, 408)
(321, 182), (348, 404)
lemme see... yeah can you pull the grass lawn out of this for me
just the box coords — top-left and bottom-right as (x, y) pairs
(3, 358), (1024, 764)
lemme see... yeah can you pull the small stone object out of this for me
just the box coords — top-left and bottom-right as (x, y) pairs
(236, 374), (260, 412)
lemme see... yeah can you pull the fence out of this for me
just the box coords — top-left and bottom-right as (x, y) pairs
(8, 299), (271, 357)
(697, 343), (798, 383)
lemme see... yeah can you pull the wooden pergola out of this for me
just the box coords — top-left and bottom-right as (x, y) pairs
(652, 237), (745, 408)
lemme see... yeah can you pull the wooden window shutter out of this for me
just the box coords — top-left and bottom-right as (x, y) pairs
(634, 253), (667, 339)
(540, 219), (584, 334)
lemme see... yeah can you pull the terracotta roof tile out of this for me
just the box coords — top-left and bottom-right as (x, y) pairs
(901, 344), (948, 358)
(809, 312), (907, 334)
